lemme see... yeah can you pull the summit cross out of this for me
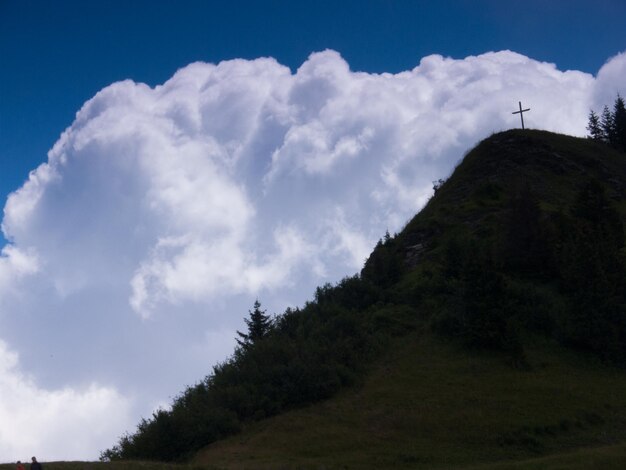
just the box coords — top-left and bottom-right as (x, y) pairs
(512, 101), (530, 130)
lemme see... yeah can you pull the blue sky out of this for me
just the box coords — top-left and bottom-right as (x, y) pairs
(0, 0), (625, 461)
(2, 0), (625, 202)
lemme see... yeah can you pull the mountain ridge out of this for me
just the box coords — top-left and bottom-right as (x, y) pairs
(105, 129), (626, 468)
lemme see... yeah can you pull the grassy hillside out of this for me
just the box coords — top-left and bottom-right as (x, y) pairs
(0, 462), (199, 470)
(408, 129), (626, 229)
(193, 332), (626, 469)
(191, 130), (626, 468)
(102, 129), (626, 468)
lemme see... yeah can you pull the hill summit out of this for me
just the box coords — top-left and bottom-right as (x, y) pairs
(364, 129), (626, 360)
(106, 130), (626, 469)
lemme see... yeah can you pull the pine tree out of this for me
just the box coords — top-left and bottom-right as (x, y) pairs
(613, 94), (626, 152)
(236, 300), (272, 348)
(601, 105), (616, 146)
(587, 95), (626, 153)
(586, 109), (603, 141)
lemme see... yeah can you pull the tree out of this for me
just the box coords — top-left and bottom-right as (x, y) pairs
(236, 300), (272, 348)
(613, 94), (626, 152)
(587, 95), (626, 153)
(601, 105), (616, 146)
(586, 110), (603, 141)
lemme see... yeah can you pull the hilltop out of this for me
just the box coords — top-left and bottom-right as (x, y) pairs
(100, 129), (626, 469)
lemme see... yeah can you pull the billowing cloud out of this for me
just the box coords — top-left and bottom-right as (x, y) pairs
(0, 340), (133, 461)
(0, 50), (608, 316)
(1, 49), (625, 459)
(0, 245), (39, 297)
(593, 51), (626, 108)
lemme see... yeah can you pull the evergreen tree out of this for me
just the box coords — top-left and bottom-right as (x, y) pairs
(601, 105), (616, 146)
(383, 229), (392, 244)
(236, 300), (272, 348)
(587, 95), (626, 153)
(586, 109), (603, 141)
(613, 94), (626, 152)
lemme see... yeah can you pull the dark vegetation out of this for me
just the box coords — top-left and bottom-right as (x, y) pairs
(102, 278), (388, 462)
(103, 129), (626, 464)
(235, 300), (272, 349)
(193, 333), (626, 469)
(587, 94), (626, 153)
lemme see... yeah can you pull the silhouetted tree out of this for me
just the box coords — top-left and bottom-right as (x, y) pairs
(587, 95), (626, 153)
(601, 105), (615, 145)
(613, 94), (626, 152)
(236, 300), (272, 348)
(587, 110), (603, 141)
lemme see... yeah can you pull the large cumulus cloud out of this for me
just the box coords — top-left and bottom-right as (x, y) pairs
(0, 341), (132, 460)
(0, 49), (624, 459)
(0, 50), (606, 315)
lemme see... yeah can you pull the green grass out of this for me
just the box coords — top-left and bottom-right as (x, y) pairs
(6, 443), (626, 470)
(0, 462), (203, 470)
(190, 332), (626, 469)
(5, 442), (626, 470)
(458, 442), (626, 470)
(401, 129), (626, 246)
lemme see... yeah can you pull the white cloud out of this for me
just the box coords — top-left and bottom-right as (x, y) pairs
(1, 49), (601, 316)
(322, 208), (372, 270)
(593, 51), (626, 109)
(0, 49), (624, 459)
(0, 245), (39, 296)
(0, 340), (133, 461)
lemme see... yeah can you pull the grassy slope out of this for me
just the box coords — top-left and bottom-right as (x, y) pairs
(465, 443), (626, 470)
(192, 331), (626, 469)
(0, 463), (199, 470)
(191, 131), (626, 469)
(400, 129), (626, 248)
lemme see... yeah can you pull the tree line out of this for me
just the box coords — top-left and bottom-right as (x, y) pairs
(101, 276), (388, 462)
(587, 94), (626, 152)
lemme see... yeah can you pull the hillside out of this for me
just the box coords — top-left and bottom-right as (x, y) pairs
(194, 336), (626, 469)
(104, 130), (626, 468)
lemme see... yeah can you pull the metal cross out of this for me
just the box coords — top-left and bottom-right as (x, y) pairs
(512, 101), (530, 129)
